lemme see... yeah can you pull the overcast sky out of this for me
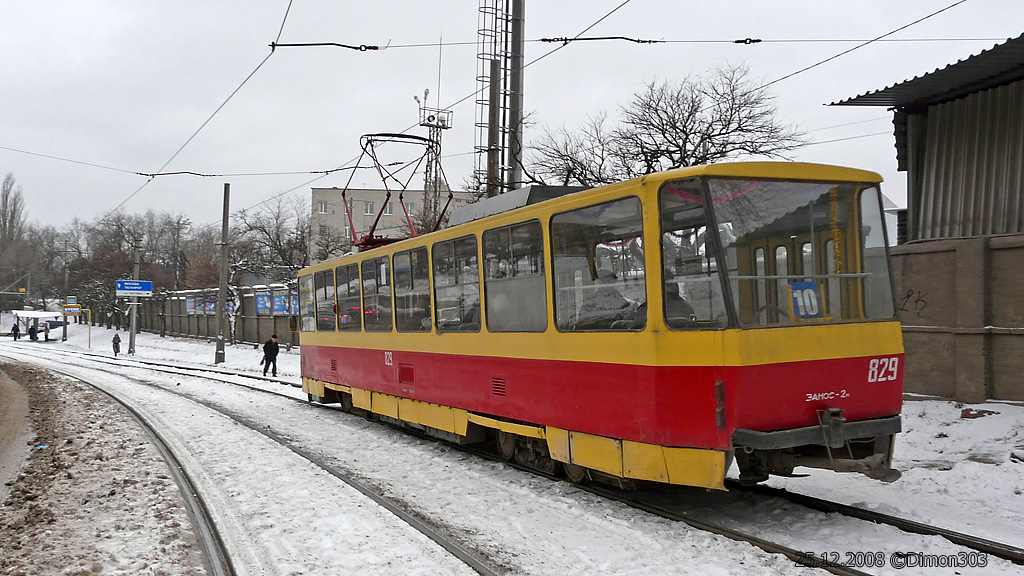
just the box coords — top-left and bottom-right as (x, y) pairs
(3, 1), (1021, 230)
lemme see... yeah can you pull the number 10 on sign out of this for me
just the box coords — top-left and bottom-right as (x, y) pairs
(789, 281), (822, 319)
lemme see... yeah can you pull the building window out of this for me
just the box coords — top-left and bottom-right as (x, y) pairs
(319, 224), (327, 236)
(364, 201), (374, 215)
(344, 222), (351, 239)
(407, 202), (415, 214)
(384, 202), (393, 216)
(318, 201), (327, 214)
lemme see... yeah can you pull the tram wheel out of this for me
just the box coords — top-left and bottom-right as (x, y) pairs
(339, 393), (353, 413)
(564, 462), (590, 485)
(496, 431), (517, 461)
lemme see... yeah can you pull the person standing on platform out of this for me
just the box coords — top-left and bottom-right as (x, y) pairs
(262, 334), (279, 377)
(10, 323), (18, 341)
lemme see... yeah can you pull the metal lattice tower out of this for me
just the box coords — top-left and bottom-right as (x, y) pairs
(415, 91), (452, 213)
(475, 0), (524, 197)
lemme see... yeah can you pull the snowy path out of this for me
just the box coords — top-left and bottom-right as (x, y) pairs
(9, 352), (480, 576)
(3, 320), (1023, 575)
(4, 343), (818, 575)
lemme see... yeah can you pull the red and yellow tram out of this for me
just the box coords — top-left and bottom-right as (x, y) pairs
(299, 162), (903, 490)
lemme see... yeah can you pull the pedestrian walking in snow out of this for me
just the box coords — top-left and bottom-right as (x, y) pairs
(262, 334), (279, 377)
(112, 333), (121, 357)
(11, 323), (19, 341)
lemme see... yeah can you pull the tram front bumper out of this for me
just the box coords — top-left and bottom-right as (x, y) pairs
(731, 413), (901, 451)
(731, 411), (902, 483)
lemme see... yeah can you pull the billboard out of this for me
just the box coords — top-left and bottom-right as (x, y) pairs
(272, 291), (290, 316)
(255, 290), (272, 315)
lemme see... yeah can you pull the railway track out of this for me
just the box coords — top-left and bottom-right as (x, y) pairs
(0, 353), (237, 576)
(730, 481), (1024, 565)
(0, 347), (501, 576)
(7, 344), (1022, 574)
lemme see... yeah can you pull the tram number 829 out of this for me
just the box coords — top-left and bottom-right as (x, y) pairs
(867, 356), (899, 383)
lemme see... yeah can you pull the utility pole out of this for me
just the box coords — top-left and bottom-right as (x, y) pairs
(506, 0), (525, 191)
(215, 183), (230, 364)
(486, 58), (502, 197)
(62, 245), (69, 341)
(128, 242), (140, 355)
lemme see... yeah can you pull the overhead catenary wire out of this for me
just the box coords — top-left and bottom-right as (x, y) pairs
(12, 0), (981, 227)
(216, 0), (641, 223)
(804, 131), (892, 147)
(379, 36), (1006, 49)
(104, 1), (296, 217)
(3, 5), (997, 193)
(763, 0), (971, 89)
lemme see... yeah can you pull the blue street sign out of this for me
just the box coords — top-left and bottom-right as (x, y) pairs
(116, 280), (154, 297)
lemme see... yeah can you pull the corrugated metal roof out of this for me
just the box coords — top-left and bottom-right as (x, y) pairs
(830, 34), (1024, 108)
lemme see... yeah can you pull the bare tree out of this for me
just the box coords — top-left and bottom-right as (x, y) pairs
(312, 225), (350, 262)
(233, 196), (310, 282)
(527, 112), (623, 188)
(0, 172), (26, 246)
(526, 64), (806, 187)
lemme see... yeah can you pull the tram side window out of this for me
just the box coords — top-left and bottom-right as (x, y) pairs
(298, 273), (315, 332)
(394, 247), (432, 332)
(433, 235), (481, 332)
(314, 270), (336, 331)
(335, 264), (361, 331)
(659, 180), (728, 329)
(860, 187), (896, 319)
(552, 196), (646, 331)
(361, 256), (393, 332)
(483, 220), (546, 332)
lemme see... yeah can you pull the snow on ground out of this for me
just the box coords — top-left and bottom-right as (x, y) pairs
(764, 398), (1024, 550)
(2, 313), (1023, 574)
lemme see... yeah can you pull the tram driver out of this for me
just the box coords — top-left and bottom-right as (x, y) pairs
(663, 271), (697, 327)
(633, 270), (697, 329)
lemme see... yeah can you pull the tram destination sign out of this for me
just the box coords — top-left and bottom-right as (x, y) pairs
(115, 280), (153, 297)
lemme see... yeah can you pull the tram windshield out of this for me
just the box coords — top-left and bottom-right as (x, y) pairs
(660, 177), (896, 329)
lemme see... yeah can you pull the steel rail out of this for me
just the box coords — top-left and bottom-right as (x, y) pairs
(584, 484), (874, 576)
(3, 346), (502, 576)
(18, 345), (1021, 572)
(731, 481), (1024, 565)
(447, 442), (871, 576)
(0, 352), (237, 576)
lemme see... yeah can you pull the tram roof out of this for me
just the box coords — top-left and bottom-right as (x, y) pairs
(645, 162), (883, 184)
(450, 163), (882, 227)
(448, 185), (588, 227)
